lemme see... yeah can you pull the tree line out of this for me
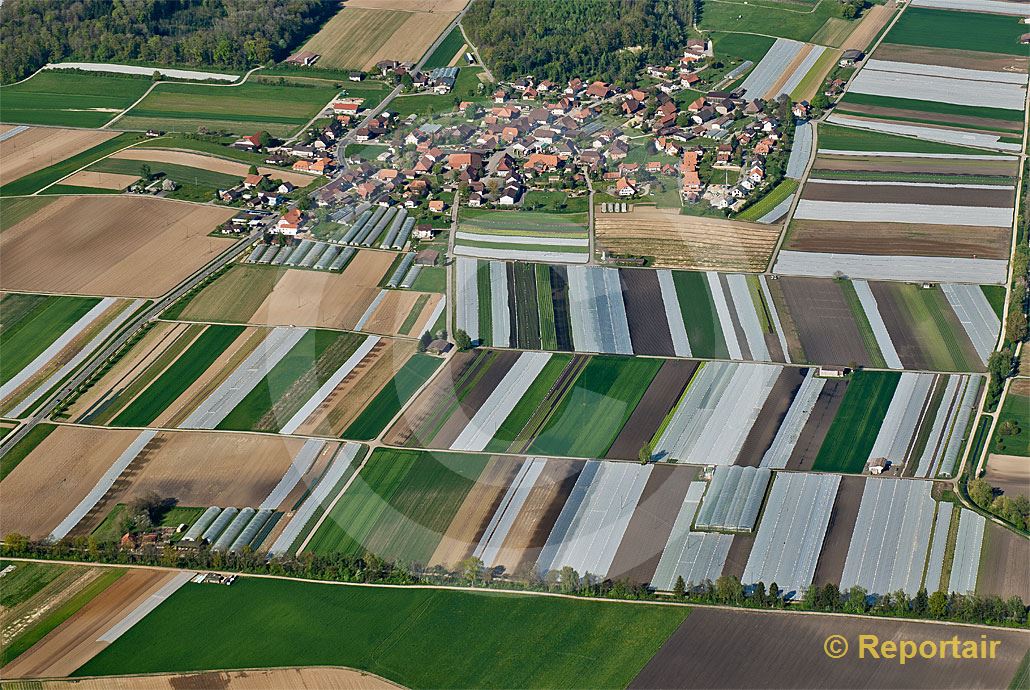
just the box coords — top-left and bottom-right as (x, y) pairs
(2, 534), (1025, 629)
(0, 0), (338, 84)
(463, 0), (695, 87)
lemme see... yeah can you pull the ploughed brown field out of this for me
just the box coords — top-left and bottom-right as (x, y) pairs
(813, 154), (1018, 178)
(0, 196), (235, 297)
(842, 2), (894, 52)
(776, 277), (873, 368)
(0, 127), (117, 186)
(837, 102), (1023, 135)
(595, 204), (779, 272)
(607, 360), (697, 461)
(786, 379), (849, 472)
(785, 220), (1011, 260)
(37, 668), (401, 689)
(812, 475), (866, 587)
(873, 42), (1030, 74)
(801, 181), (1015, 208)
(631, 608), (1030, 689)
(978, 522), (1030, 603)
(735, 367), (807, 466)
(984, 453), (1030, 504)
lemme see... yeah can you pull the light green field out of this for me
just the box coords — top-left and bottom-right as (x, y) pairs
(885, 7), (1027, 56)
(817, 123), (1003, 156)
(701, 0), (856, 42)
(0, 71), (151, 128)
(0, 293), (101, 386)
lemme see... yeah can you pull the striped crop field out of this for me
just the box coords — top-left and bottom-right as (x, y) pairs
(455, 209), (589, 263)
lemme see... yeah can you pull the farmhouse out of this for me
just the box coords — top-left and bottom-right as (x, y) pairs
(285, 50), (320, 66)
(839, 49), (864, 67)
(276, 208), (303, 236)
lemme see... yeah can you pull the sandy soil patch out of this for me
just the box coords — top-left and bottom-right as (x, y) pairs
(0, 128), (117, 187)
(110, 149), (316, 186)
(874, 42), (1030, 75)
(0, 426), (142, 539)
(977, 521), (1030, 602)
(429, 455), (523, 569)
(249, 252), (394, 329)
(364, 290), (442, 336)
(595, 205), (779, 271)
(786, 220), (1010, 260)
(0, 569), (174, 679)
(298, 337), (416, 436)
(347, 0), (467, 11)
(363, 11), (458, 69)
(1, 196), (235, 297)
(42, 667), (401, 689)
(984, 453), (1029, 499)
(60, 170), (138, 190)
(843, 3), (895, 52)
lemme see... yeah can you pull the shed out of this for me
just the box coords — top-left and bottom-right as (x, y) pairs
(428, 339), (452, 355)
(415, 249), (440, 266)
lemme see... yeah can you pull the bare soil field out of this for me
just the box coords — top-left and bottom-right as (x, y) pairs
(620, 269), (675, 356)
(43, 667), (401, 689)
(60, 170), (138, 190)
(347, 0), (468, 10)
(812, 475), (865, 587)
(427, 351), (519, 448)
(786, 220), (1011, 259)
(607, 463), (695, 584)
(843, 3), (895, 52)
(595, 205), (779, 272)
(1, 196), (235, 297)
(0, 128), (117, 187)
(249, 253), (394, 330)
(721, 532), (754, 580)
(874, 42), (1030, 74)
(786, 380), (848, 471)
(491, 458), (585, 574)
(735, 367), (808, 466)
(363, 290), (442, 336)
(814, 154), (1019, 177)
(607, 360), (697, 461)
(0, 426), (142, 539)
(384, 350), (480, 446)
(765, 44), (816, 100)
(429, 455), (523, 568)
(777, 277), (873, 367)
(365, 11), (457, 68)
(297, 338), (416, 436)
(630, 607), (1030, 689)
(984, 453), (1029, 501)
(110, 149), (316, 186)
(0, 570), (175, 679)
(838, 102), (1023, 135)
(802, 181), (1015, 207)
(977, 522), (1030, 602)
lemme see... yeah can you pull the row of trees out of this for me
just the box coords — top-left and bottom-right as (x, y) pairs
(463, 0), (695, 87)
(2, 534), (1025, 628)
(0, 0), (337, 84)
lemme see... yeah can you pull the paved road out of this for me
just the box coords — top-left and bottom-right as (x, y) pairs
(0, 228), (262, 457)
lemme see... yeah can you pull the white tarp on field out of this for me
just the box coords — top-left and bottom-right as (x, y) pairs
(774, 250), (1008, 285)
(793, 200), (1013, 227)
(910, 0), (1030, 16)
(826, 114), (1022, 152)
(850, 68), (1027, 110)
(740, 38), (805, 99)
(863, 59), (1029, 86)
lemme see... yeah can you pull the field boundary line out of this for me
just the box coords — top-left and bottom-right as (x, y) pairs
(295, 450), (372, 554)
(2, 556), (1027, 634)
(60, 667), (403, 688)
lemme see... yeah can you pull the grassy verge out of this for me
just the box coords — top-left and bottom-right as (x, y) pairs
(735, 179), (798, 222)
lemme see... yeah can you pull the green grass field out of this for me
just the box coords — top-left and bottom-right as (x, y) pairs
(0, 561), (68, 608)
(118, 79), (337, 137)
(816, 123), (999, 156)
(529, 356), (661, 457)
(75, 577), (688, 688)
(839, 92), (1024, 125)
(991, 392), (1030, 457)
(884, 7), (1027, 56)
(423, 26), (466, 69)
(0, 423), (56, 481)
(459, 209), (589, 236)
(702, 0), (853, 42)
(410, 266), (446, 294)
(672, 271), (728, 360)
(981, 285), (1006, 320)
(0, 197), (57, 230)
(390, 67), (486, 119)
(0, 293), (102, 386)
(305, 448), (488, 563)
(522, 191), (590, 214)
(736, 179), (798, 221)
(343, 353), (442, 441)
(0, 132), (142, 196)
(217, 330), (363, 432)
(174, 264), (282, 323)
(813, 371), (901, 473)
(110, 325), (244, 427)
(88, 157), (243, 191)
(711, 31), (777, 63)
(484, 354), (573, 453)
(0, 71), (151, 128)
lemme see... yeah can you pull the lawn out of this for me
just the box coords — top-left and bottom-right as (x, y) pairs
(672, 271), (728, 360)
(118, 79), (337, 137)
(701, 0), (854, 42)
(0, 132), (142, 196)
(0, 293), (101, 385)
(110, 325), (245, 427)
(0, 423), (56, 481)
(529, 356), (662, 457)
(173, 264), (282, 323)
(884, 7), (1027, 56)
(305, 448), (489, 563)
(812, 370), (901, 473)
(216, 329), (364, 432)
(75, 577), (689, 689)
(991, 393), (1030, 457)
(483, 354), (573, 453)
(343, 353), (442, 441)
(816, 123), (997, 156)
(411, 266), (446, 293)
(0, 71), (151, 128)
(389, 67), (487, 119)
(736, 179), (798, 221)
(522, 191), (590, 214)
(423, 26), (466, 69)
(0, 197), (57, 231)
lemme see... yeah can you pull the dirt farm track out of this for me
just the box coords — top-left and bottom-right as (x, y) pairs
(36, 667), (401, 689)
(0, 196), (235, 297)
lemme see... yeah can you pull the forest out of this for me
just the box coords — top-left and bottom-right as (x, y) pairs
(0, 0), (337, 84)
(463, 0), (696, 86)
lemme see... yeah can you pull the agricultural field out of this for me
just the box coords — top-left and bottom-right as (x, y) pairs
(883, 6), (1029, 57)
(700, 0), (861, 42)
(738, 39), (830, 101)
(0, 132), (141, 197)
(986, 380), (1030, 495)
(114, 79), (338, 138)
(299, 1), (461, 71)
(105, 148), (317, 187)
(74, 577), (686, 689)
(0, 127), (118, 189)
(594, 204), (779, 271)
(169, 260), (443, 339)
(0, 71), (152, 128)
(454, 208), (589, 263)
(0, 196), (235, 297)
(0, 293), (144, 418)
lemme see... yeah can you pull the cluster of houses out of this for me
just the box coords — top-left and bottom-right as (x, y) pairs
(218, 172), (298, 209)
